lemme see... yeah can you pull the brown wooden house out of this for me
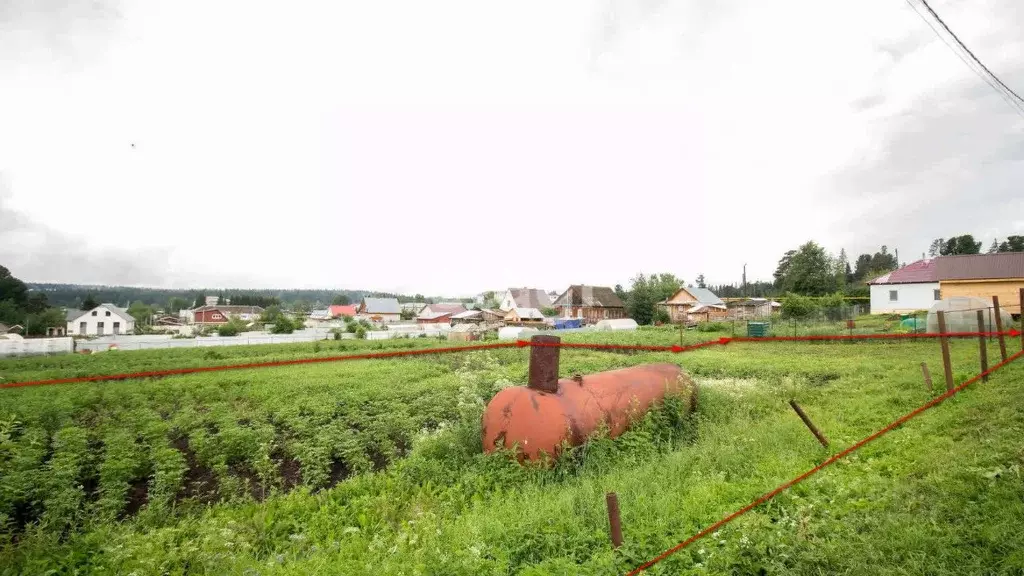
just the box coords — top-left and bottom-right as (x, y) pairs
(551, 285), (626, 324)
(663, 287), (728, 323)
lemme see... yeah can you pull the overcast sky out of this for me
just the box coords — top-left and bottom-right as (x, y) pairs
(1, 0), (1022, 296)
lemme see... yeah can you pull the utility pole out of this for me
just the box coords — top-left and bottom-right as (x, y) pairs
(742, 263), (747, 298)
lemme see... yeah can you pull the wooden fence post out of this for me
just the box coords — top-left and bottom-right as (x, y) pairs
(921, 362), (932, 391)
(1019, 288), (1024, 352)
(937, 310), (954, 392)
(977, 310), (989, 382)
(606, 492), (623, 549)
(788, 400), (829, 447)
(992, 296), (1008, 362)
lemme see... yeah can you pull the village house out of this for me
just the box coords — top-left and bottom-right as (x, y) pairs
(869, 253), (1024, 315)
(401, 302), (428, 316)
(328, 304), (358, 318)
(727, 298), (781, 319)
(0, 323), (24, 335)
(504, 307), (545, 324)
(417, 303), (467, 325)
(66, 304), (136, 336)
(550, 285), (626, 323)
(357, 297), (402, 323)
(662, 287), (728, 323)
(191, 297), (265, 326)
(498, 288), (552, 312)
(867, 259), (940, 314)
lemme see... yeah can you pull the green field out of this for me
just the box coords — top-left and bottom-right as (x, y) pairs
(1, 327), (1022, 575)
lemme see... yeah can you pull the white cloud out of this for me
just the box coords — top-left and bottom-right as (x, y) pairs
(1, 0), (1021, 294)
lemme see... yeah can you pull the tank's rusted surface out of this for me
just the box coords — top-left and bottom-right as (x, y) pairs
(481, 335), (696, 461)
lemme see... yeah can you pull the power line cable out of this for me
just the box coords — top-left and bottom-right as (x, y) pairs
(916, 0), (1024, 104)
(903, 0), (1024, 117)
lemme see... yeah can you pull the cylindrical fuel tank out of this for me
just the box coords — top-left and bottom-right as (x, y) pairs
(481, 362), (696, 461)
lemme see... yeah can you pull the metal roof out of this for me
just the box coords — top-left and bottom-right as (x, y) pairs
(452, 310), (482, 319)
(361, 297), (401, 314)
(68, 304), (134, 324)
(686, 287), (725, 306)
(868, 259), (938, 285)
(934, 253), (1024, 281)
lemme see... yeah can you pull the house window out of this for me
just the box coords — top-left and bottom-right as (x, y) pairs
(92, 310), (97, 316)
(105, 311), (111, 317)
(113, 322), (121, 334)
(79, 322), (87, 334)
(889, 290), (898, 302)
(96, 322), (104, 336)
(603, 309), (609, 319)
(934, 289), (941, 300)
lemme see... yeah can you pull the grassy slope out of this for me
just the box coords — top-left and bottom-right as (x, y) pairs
(1, 328), (1022, 574)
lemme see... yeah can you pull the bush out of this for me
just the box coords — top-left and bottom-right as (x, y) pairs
(781, 293), (819, 319)
(216, 318), (248, 336)
(354, 326), (366, 339)
(653, 308), (671, 324)
(271, 316), (296, 334)
(696, 321), (728, 332)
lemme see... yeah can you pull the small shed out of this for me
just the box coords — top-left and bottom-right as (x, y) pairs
(504, 307), (545, 324)
(451, 310), (484, 325)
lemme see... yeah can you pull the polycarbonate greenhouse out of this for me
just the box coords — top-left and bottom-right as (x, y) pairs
(926, 296), (1013, 334)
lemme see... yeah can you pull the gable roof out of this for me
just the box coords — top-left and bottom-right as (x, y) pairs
(452, 310), (482, 320)
(65, 308), (84, 321)
(69, 304), (134, 324)
(868, 259), (938, 285)
(551, 285), (625, 308)
(507, 288), (552, 309)
(328, 304), (358, 317)
(421, 303), (467, 316)
(934, 253), (1024, 281)
(361, 297), (401, 314)
(193, 305), (265, 315)
(687, 287), (725, 306)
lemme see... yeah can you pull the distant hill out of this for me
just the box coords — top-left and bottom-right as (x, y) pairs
(26, 283), (465, 311)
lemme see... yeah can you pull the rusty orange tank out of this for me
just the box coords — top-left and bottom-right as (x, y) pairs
(481, 335), (697, 461)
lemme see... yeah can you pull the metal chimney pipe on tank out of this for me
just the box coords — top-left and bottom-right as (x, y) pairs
(527, 335), (560, 393)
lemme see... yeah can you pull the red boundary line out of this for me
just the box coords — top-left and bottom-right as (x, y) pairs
(625, 348), (1024, 575)
(1, 331), (1018, 390)
(0, 342), (518, 389)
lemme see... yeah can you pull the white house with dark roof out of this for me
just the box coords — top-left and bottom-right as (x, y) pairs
(66, 304), (135, 336)
(499, 288), (552, 312)
(867, 259), (940, 314)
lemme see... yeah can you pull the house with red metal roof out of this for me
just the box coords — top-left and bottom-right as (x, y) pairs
(868, 253), (1024, 315)
(328, 304), (358, 318)
(868, 259), (939, 314)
